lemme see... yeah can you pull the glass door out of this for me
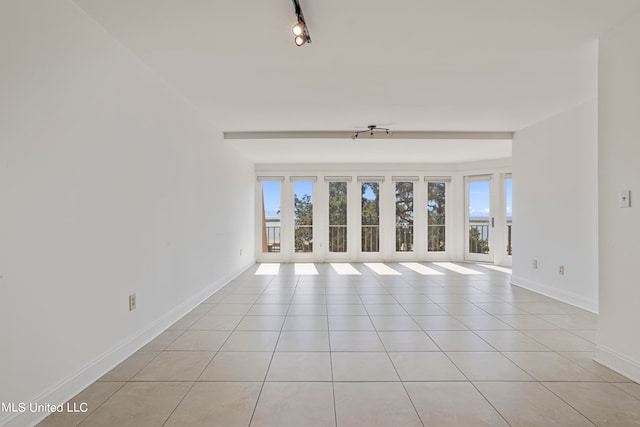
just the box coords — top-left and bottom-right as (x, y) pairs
(327, 180), (349, 259)
(465, 176), (493, 262)
(505, 175), (512, 258)
(260, 180), (282, 255)
(360, 180), (382, 257)
(292, 179), (314, 258)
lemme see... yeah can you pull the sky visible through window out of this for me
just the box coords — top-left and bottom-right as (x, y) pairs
(469, 180), (491, 218)
(262, 181), (281, 218)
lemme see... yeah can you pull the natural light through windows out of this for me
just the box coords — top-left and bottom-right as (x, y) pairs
(330, 263), (362, 275)
(433, 262), (484, 275)
(400, 262), (445, 275)
(364, 263), (401, 275)
(255, 263), (280, 275)
(295, 263), (319, 275)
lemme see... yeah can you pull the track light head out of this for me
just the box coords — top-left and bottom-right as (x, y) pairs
(291, 0), (311, 46)
(294, 34), (307, 46)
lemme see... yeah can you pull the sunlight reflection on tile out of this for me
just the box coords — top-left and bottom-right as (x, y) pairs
(433, 262), (484, 275)
(331, 263), (362, 275)
(476, 264), (512, 274)
(364, 263), (401, 275)
(255, 263), (280, 275)
(400, 262), (445, 275)
(295, 263), (319, 275)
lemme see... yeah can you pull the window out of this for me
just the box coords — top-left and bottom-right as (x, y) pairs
(293, 180), (313, 253)
(260, 180), (281, 253)
(395, 182), (414, 252)
(361, 181), (380, 252)
(427, 181), (446, 252)
(328, 181), (348, 253)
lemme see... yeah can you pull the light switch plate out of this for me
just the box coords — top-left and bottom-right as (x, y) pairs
(619, 190), (631, 208)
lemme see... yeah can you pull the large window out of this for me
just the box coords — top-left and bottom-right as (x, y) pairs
(261, 180), (281, 253)
(328, 181), (348, 253)
(361, 181), (380, 252)
(293, 180), (313, 253)
(427, 181), (446, 252)
(395, 182), (414, 252)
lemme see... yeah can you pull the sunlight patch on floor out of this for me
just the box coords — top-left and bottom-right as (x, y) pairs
(476, 264), (512, 274)
(295, 263), (319, 275)
(400, 262), (445, 275)
(330, 263), (362, 275)
(255, 263), (280, 275)
(433, 262), (484, 275)
(364, 263), (401, 275)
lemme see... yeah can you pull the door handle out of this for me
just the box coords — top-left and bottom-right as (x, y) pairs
(491, 217), (494, 228)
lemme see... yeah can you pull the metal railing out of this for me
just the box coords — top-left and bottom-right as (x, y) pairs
(469, 221), (489, 254)
(294, 224), (313, 253)
(396, 224), (414, 252)
(329, 225), (347, 253)
(428, 225), (446, 252)
(264, 226), (280, 253)
(361, 225), (379, 252)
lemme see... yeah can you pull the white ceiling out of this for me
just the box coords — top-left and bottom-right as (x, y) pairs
(74, 0), (640, 164)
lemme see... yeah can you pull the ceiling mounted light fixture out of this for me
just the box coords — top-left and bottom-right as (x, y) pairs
(352, 125), (392, 140)
(291, 0), (311, 46)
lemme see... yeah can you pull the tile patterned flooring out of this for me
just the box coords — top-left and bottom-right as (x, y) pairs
(39, 262), (640, 426)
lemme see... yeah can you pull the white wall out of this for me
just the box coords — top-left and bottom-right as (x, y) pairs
(0, 1), (254, 425)
(596, 11), (640, 383)
(511, 100), (599, 312)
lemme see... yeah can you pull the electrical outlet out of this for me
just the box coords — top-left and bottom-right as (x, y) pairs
(129, 294), (137, 311)
(559, 265), (565, 275)
(532, 259), (538, 269)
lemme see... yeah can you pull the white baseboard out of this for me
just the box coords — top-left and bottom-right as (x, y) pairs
(1, 260), (255, 427)
(510, 275), (598, 313)
(595, 344), (640, 384)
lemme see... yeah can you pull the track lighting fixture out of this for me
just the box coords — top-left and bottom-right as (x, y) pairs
(352, 125), (392, 140)
(291, 0), (311, 46)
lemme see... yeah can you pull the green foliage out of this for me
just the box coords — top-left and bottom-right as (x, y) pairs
(329, 182), (347, 226)
(395, 182), (414, 226)
(294, 194), (313, 226)
(361, 182), (380, 226)
(395, 182), (414, 251)
(294, 194), (313, 252)
(428, 182), (446, 251)
(427, 182), (446, 225)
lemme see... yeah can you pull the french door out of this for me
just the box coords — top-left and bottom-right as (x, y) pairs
(465, 175), (493, 262)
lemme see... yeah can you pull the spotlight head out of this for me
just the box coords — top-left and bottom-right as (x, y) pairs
(292, 22), (304, 36)
(294, 35), (307, 46)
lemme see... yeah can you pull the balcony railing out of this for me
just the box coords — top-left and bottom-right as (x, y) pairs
(294, 224), (313, 253)
(264, 226), (280, 253)
(469, 220), (490, 254)
(329, 225), (347, 253)
(361, 224), (379, 252)
(428, 225), (446, 252)
(396, 224), (414, 252)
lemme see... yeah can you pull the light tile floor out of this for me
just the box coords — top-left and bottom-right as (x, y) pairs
(39, 262), (640, 427)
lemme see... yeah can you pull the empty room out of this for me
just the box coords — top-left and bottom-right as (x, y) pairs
(1, 1), (639, 426)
